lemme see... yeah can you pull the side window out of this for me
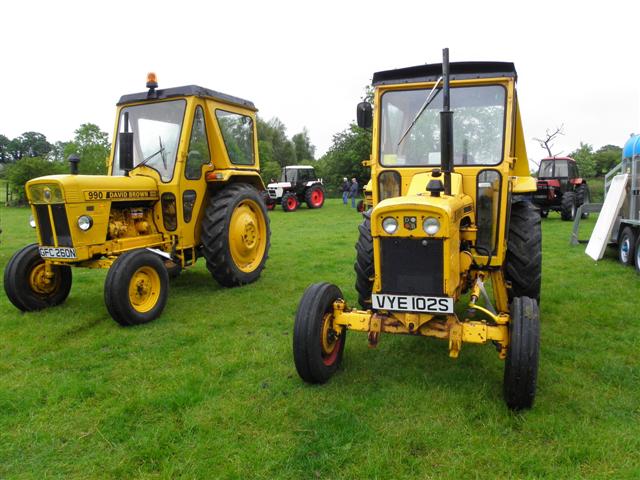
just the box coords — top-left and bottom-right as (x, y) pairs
(185, 106), (210, 180)
(216, 110), (255, 165)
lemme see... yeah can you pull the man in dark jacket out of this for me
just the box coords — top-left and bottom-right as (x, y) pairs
(349, 177), (359, 208)
(341, 177), (349, 205)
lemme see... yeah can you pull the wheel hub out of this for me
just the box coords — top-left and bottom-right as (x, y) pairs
(29, 264), (57, 294)
(129, 267), (159, 312)
(229, 200), (267, 272)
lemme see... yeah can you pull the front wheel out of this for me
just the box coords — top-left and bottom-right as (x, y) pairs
(504, 201), (541, 302)
(201, 184), (271, 287)
(4, 243), (72, 311)
(104, 249), (169, 326)
(354, 211), (374, 308)
(618, 227), (636, 266)
(504, 296), (540, 410)
(293, 283), (346, 384)
(282, 192), (299, 212)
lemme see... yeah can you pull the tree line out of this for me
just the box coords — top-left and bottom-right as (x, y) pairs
(1, 112), (626, 205)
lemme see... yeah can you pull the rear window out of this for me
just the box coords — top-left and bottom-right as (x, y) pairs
(215, 110), (255, 165)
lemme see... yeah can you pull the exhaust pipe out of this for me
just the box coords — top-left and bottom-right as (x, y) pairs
(68, 154), (80, 175)
(440, 48), (454, 196)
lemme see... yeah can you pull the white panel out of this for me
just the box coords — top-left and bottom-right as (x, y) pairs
(585, 174), (629, 260)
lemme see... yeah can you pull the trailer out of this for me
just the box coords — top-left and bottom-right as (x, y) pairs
(572, 134), (640, 270)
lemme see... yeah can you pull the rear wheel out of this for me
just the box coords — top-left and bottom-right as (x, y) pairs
(618, 226), (636, 266)
(201, 184), (271, 287)
(575, 184), (591, 218)
(293, 282), (346, 384)
(560, 191), (576, 221)
(4, 243), (72, 311)
(504, 201), (541, 302)
(104, 249), (169, 326)
(305, 185), (325, 209)
(354, 211), (374, 309)
(504, 296), (540, 410)
(634, 234), (640, 272)
(282, 192), (299, 212)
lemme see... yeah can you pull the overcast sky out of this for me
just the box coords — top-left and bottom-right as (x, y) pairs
(1, 0), (638, 164)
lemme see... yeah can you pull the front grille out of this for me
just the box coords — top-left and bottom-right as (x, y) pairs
(35, 205), (54, 245)
(380, 237), (444, 296)
(34, 204), (72, 247)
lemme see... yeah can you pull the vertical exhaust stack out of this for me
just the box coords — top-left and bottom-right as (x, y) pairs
(440, 48), (454, 196)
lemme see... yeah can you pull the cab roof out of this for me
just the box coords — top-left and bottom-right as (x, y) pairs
(372, 61), (517, 86)
(541, 156), (575, 162)
(118, 85), (256, 111)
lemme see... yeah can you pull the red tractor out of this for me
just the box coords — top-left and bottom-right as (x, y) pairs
(533, 157), (590, 220)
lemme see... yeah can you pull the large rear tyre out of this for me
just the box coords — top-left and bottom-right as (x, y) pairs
(293, 283), (346, 384)
(104, 249), (169, 326)
(354, 211), (374, 309)
(282, 192), (299, 212)
(560, 191), (576, 221)
(618, 227), (636, 266)
(505, 201), (541, 302)
(201, 184), (271, 287)
(305, 185), (325, 209)
(504, 296), (540, 410)
(4, 243), (72, 311)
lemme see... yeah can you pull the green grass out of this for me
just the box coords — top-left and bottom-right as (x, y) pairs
(1, 200), (639, 479)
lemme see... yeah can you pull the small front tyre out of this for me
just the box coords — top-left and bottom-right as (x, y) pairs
(282, 193), (299, 212)
(618, 226), (636, 266)
(504, 296), (540, 410)
(4, 243), (72, 311)
(560, 191), (576, 221)
(104, 249), (169, 326)
(293, 283), (347, 384)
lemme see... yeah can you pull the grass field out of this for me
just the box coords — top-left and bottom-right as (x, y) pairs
(1, 199), (639, 479)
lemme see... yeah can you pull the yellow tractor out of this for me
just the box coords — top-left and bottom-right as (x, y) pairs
(293, 50), (542, 410)
(4, 74), (270, 326)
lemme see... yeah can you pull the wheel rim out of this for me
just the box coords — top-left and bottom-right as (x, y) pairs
(320, 312), (342, 366)
(28, 263), (60, 295)
(636, 246), (640, 270)
(621, 237), (630, 263)
(128, 266), (161, 313)
(311, 189), (323, 207)
(286, 197), (297, 210)
(229, 199), (267, 272)
(571, 204), (576, 218)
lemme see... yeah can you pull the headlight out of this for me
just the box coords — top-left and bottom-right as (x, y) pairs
(382, 216), (398, 234)
(29, 184), (64, 203)
(77, 215), (93, 231)
(29, 215), (36, 228)
(423, 217), (440, 235)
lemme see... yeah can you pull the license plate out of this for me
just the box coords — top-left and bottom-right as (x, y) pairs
(372, 294), (454, 314)
(38, 246), (77, 259)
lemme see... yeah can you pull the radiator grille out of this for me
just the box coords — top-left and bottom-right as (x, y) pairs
(34, 204), (72, 247)
(380, 237), (444, 296)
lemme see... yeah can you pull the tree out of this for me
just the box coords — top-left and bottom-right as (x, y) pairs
(592, 144), (622, 176)
(317, 124), (371, 193)
(5, 157), (66, 203)
(0, 134), (10, 163)
(64, 123), (111, 175)
(292, 128), (315, 163)
(533, 125), (564, 157)
(7, 131), (52, 161)
(568, 142), (595, 178)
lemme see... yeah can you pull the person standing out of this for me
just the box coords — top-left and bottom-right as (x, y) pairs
(341, 177), (349, 205)
(349, 177), (359, 208)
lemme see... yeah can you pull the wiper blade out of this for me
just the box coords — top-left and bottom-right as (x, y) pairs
(396, 76), (443, 147)
(135, 137), (166, 170)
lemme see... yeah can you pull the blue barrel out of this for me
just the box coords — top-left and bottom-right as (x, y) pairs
(623, 134), (640, 159)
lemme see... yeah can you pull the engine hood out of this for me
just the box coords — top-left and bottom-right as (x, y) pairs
(26, 174), (159, 204)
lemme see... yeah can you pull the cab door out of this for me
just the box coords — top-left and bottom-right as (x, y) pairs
(177, 101), (212, 259)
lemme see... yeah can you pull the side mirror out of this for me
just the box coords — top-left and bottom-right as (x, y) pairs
(118, 132), (134, 174)
(356, 102), (373, 129)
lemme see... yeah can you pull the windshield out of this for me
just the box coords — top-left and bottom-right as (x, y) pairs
(112, 100), (186, 181)
(380, 85), (506, 167)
